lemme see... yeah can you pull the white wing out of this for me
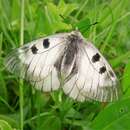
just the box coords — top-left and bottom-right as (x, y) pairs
(5, 30), (121, 102)
(5, 33), (67, 91)
(63, 42), (121, 102)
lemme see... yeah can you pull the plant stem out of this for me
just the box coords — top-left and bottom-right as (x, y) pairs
(19, 0), (24, 130)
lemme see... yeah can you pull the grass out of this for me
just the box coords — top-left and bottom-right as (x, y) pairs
(0, 0), (130, 130)
(19, 0), (24, 130)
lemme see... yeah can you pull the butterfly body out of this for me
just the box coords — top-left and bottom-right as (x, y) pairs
(5, 31), (121, 102)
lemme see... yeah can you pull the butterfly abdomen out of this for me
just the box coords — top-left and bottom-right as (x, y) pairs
(54, 33), (81, 79)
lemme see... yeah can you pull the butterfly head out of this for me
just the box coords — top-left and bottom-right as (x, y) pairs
(67, 30), (84, 44)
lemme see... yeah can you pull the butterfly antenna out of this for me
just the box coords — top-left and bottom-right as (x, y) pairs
(59, 14), (65, 20)
(90, 21), (99, 26)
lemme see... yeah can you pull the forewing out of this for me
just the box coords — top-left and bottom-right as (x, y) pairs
(5, 34), (67, 91)
(63, 42), (121, 102)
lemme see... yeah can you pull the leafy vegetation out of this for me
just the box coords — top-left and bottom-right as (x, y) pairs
(0, 0), (130, 130)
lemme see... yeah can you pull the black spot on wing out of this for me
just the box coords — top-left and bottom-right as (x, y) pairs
(31, 45), (38, 54)
(43, 39), (50, 48)
(99, 66), (106, 74)
(92, 53), (100, 63)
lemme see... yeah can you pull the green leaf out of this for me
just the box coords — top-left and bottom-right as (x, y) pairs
(110, 51), (130, 68)
(74, 17), (91, 36)
(35, 10), (52, 35)
(58, 0), (78, 17)
(0, 120), (13, 130)
(65, 108), (82, 119)
(0, 115), (18, 129)
(40, 116), (61, 130)
(46, 2), (71, 32)
(90, 97), (130, 130)
(11, 0), (20, 22)
(122, 61), (130, 96)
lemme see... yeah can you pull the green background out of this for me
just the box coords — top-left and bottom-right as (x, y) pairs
(0, 0), (130, 130)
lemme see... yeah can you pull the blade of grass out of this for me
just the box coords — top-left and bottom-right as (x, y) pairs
(75, 0), (88, 19)
(0, 1), (16, 48)
(24, 112), (51, 125)
(0, 96), (14, 113)
(100, 4), (114, 53)
(19, 0), (24, 130)
(0, 20), (15, 48)
(95, 11), (130, 41)
(110, 51), (130, 68)
(92, 0), (97, 42)
(0, 33), (3, 57)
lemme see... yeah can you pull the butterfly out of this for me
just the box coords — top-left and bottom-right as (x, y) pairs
(5, 30), (121, 102)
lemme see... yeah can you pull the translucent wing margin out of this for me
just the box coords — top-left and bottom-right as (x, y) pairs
(5, 35), (66, 92)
